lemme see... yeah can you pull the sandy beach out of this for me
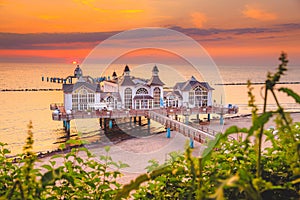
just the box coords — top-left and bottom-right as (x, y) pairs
(37, 112), (300, 184)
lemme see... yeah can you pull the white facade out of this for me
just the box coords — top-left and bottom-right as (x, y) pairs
(63, 65), (213, 111)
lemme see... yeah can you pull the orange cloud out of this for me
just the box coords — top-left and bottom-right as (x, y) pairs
(0, 49), (91, 63)
(39, 15), (60, 20)
(242, 5), (277, 21)
(191, 12), (207, 28)
(121, 9), (144, 13)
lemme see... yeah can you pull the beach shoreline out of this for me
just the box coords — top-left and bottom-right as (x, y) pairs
(28, 112), (300, 184)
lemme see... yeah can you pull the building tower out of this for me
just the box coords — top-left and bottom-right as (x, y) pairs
(74, 65), (83, 78)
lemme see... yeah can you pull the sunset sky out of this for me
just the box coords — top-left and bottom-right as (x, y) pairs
(0, 0), (299, 66)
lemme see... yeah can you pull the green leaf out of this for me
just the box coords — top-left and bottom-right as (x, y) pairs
(42, 171), (54, 186)
(119, 162), (130, 169)
(224, 126), (240, 134)
(3, 148), (10, 154)
(66, 139), (78, 145)
(279, 87), (300, 104)
(41, 164), (53, 171)
(202, 133), (222, 161)
(249, 112), (273, 135)
(50, 160), (56, 166)
(104, 146), (110, 152)
(51, 154), (63, 159)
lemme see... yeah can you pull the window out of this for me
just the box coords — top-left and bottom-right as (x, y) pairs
(124, 88), (132, 109)
(136, 88), (148, 95)
(72, 88), (95, 110)
(194, 86), (208, 107)
(189, 91), (194, 105)
(153, 87), (160, 108)
(107, 96), (114, 107)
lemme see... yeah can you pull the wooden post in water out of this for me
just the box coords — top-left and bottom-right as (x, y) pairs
(104, 118), (107, 130)
(99, 118), (103, 128)
(138, 116), (142, 126)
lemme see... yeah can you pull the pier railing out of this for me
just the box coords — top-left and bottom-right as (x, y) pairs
(51, 105), (238, 121)
(148, 110), (215, 143)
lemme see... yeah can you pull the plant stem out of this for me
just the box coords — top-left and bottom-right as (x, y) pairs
(270, 89), (290, 128)
(197, 157), (203, 200)
(257, 86), (268, 178)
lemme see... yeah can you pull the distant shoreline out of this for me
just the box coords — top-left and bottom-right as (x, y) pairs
(0, 88), (62, 92)
(1, 81), (300, 92)
(216, 81), (300, 85)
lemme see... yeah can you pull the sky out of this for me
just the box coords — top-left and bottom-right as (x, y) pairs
(0, 0), (299, 66)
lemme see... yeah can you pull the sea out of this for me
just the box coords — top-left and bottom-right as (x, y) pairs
(0, 63), (299, 156)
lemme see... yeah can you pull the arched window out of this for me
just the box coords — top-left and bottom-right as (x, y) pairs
(136, 88), (148, 95)
(194, 86), (208, 107)
(124, 88), (132, 109)
(107, 96), (114, 107)
(153, 87), (160, 108)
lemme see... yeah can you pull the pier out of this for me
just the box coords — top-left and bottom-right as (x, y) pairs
(48, 64), (239, 146)
(51, 103), (238, 144)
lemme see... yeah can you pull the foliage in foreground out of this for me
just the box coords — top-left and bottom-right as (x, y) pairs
(115, 52), (300, 200)
(0, 53), (299, 199)
(0, 126), (128, 199)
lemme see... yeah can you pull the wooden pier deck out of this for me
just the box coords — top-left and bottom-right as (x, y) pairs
(51, 103), (238, 143)
(148, 110), (216, 143)
(50, 103), (238, 121)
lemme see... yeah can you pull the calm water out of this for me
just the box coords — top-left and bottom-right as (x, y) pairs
(0, 63), (299, 155)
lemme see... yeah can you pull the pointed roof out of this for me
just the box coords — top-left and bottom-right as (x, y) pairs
(74, 65), (83, 78)
(124, 65), (130, 72)
(119, 76), (135, 86)
(152, 65), (159, 73)
(148, 76), (165, 86)
(148, 65), (164, 86)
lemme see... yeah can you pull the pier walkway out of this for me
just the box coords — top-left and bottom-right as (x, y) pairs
(148, 110), (215, 143)
(50, 104), (237, 143)
(50, 104), (238, 121)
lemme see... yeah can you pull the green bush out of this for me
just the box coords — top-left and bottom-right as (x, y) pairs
(0, 123), (128, 199)
(116, 53), (300, 200)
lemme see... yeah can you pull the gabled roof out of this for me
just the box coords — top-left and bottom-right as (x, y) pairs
(62, 84), (74, 93)
(119, 76), (135, 86)
(173, 76), (214, 91)
(147, 76), (165, 86)
(63, 82), (100, 93)
(173, 82), (185, 90)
